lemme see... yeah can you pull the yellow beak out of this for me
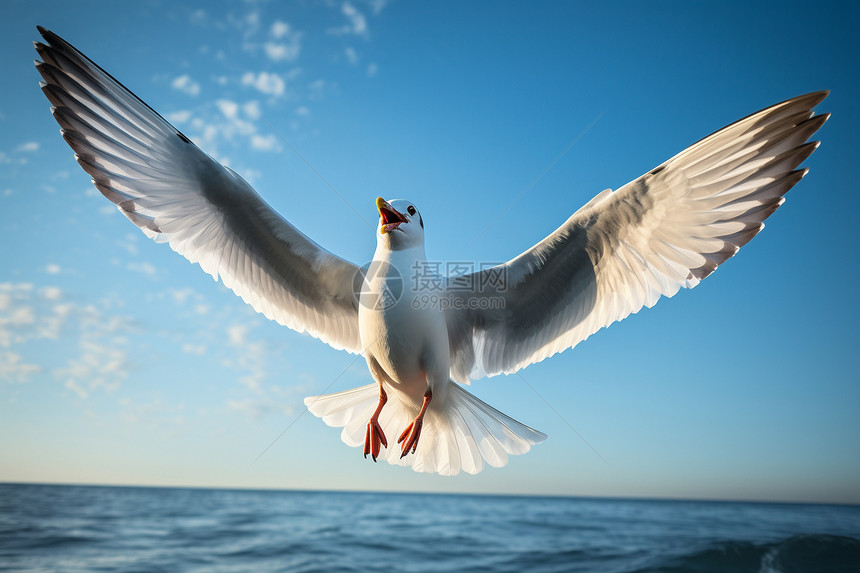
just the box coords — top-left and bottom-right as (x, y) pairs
(376, 197), (406, 234)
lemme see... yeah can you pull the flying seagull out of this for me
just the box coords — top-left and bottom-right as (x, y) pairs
(34, 27), (828, 476)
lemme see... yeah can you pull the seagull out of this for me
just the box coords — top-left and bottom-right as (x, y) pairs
(34, 27), (828, 475)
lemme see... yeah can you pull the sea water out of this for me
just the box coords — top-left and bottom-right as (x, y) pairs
(0, 483), (857, 572)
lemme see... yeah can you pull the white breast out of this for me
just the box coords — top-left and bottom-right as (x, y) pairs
(358, 246), (449, 398)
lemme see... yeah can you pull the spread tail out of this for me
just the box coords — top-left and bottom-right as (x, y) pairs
(304, 382), (546, 476)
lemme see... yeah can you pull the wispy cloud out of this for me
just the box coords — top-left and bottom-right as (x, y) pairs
(250, 134), (280, 152)
(224, 322), (267, 393)
(263, 21), (302, 63)
(241, 71), (287, 97)
(345, 46), (359, 65)
(182, 343), (207, 355)
(171, 74), (201, 97)
(264, 40), (301, 63)
(127, 262), (158, 278)
(56, 339), (129, 398)
(216, 99), (240, 120)
(0, 283), (134, 395)
(0, 351), (41, 383)
(243, 101), (261, 120)
(166, 110), (192, 124)
(189, 8), (207, 26)
(330, 2), (369, 37)
(368, 0), (390, 14)
(271, 21), (290, 39)
(16, 142), (39, 153)
(119, 397), (187, 438)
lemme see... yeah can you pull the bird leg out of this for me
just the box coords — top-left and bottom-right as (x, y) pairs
(397, 388), (432, 458)
(364, 386), (388, 462)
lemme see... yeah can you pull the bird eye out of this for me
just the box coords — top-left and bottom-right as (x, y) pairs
(407, 206), (416, 216)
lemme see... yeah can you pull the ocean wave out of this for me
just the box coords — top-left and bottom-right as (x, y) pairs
(2, 485), (859, 573)
(631, 534), (860, 573)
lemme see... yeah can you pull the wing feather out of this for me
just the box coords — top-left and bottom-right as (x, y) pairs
(35, 27), (362, 353)
(446, 92), (828, 382)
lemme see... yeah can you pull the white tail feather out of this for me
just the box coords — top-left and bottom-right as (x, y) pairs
(304, 383), (546, 476)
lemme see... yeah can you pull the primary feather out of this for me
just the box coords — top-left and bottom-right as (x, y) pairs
(34, 26), (363, 353)
(445, 92), (828, 383)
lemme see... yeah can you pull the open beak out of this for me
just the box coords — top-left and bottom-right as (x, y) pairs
(376, 197), (407, 234)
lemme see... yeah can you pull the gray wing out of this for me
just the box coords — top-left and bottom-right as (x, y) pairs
(35, 27), (362, 353)
(445, 91), (828, 383)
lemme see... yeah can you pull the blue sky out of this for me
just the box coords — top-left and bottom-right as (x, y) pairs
(1, 0), (858, 504)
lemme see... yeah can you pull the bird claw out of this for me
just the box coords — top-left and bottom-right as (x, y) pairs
(364, 418), (388, 462)
(397, 418), (423, 458)
(397, 388), (432, 458)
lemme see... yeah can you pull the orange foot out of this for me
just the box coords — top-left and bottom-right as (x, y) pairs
(364, 387), (388, 462)
(398, 389), (432, 458)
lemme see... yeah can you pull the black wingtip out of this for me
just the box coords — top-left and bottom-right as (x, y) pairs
(36, 26), (57, 45)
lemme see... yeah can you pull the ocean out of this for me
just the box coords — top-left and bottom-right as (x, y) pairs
(0, 483), (857, 572)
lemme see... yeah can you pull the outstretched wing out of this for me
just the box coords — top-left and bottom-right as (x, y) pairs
(445, 91), (828, 383)
(35, 27), (362, 353)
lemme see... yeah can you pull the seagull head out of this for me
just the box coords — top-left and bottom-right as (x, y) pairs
(376, 197), (424, 249)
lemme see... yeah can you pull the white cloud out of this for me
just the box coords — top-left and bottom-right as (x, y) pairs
(182, 343), (207, 355)
(45, 263), (61, 275)
(169, 288), (195, 305)
(65, 379), (88, 399)
(250, 134), (280, 152)
(370, 0), (389, 14)
(330, 2), (368, 36)
(345, 46), (359, 65)
(228, 324), (249, 346)
(216, 99), (240, 120)
(0, 151), (26, 165)
(0, 283), (70, 348)
(16, 142), (39, 153)
(40, 287), (62, 301)
(55, 339), (129, 396)
(367, 62), (378, 77)
(0, 352), (41, 383)
(171, 74), (201, 97)
(0, 284), (133, 394)
(189, 8), (207, 25)
(308, 79), (326, 99)
(245, 11), (260, 37)
(241, 71), (286, 97)
(264, 40), (301, 62)
(127, 262), (158, 277)
(242, 101), (261, 120)
(119, 398), (186, 436)
(295, 106), (310, 117)
(118, 233), (139, 255)
(166, 110), (192, 124)
(271, 20), (291, 39)
(259, 20), (302, 62)
(225, 323), (267, 393)
(226, 397), (293, 420)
